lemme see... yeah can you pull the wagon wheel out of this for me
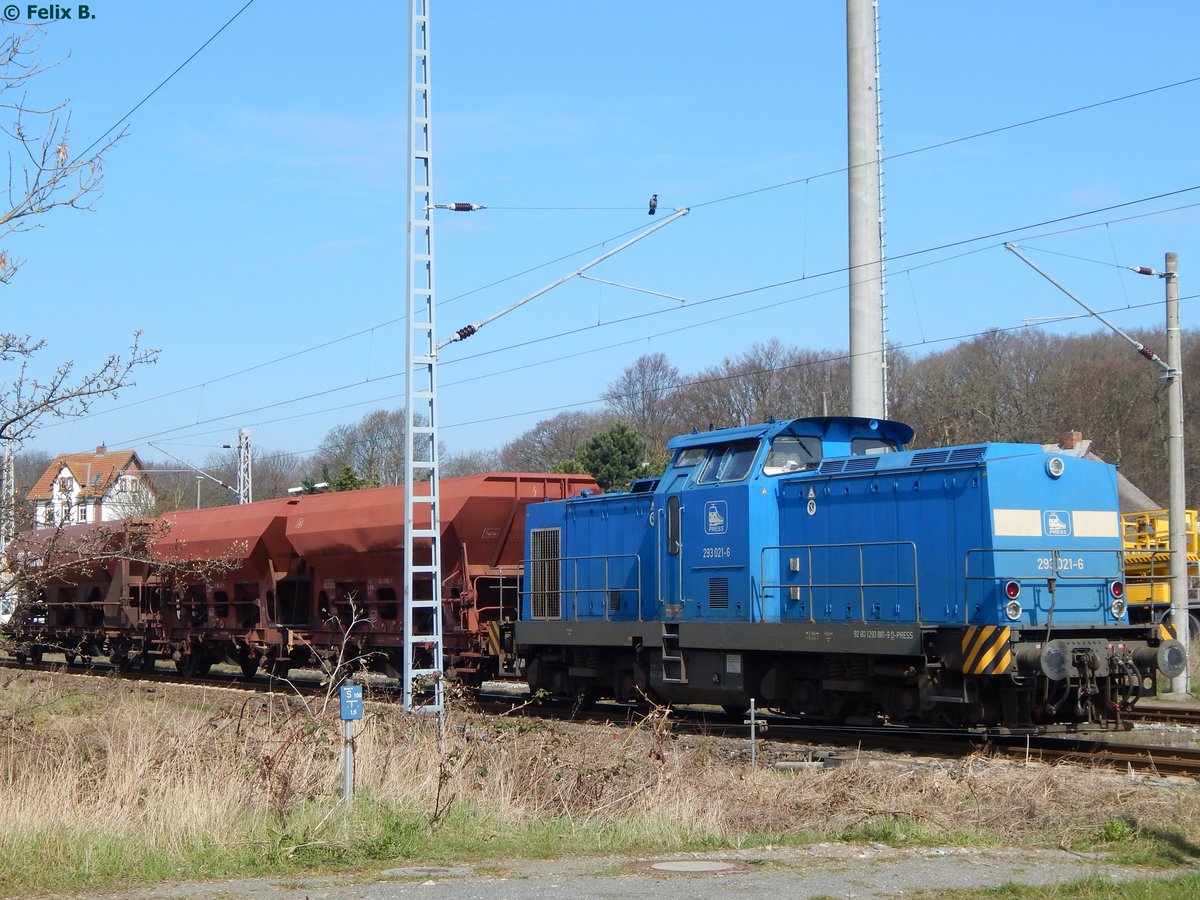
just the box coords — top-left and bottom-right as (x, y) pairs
(109, 641), (132, 672)
(30, 647), (43, 665)
(267, 658), (291, 680)
(63, 650), (77, 666)
(138, 652), (155, 673)
(194, 658), (214, 676)
(174, 654), (198, 678)
(239, 656), (260, 679)
(14, 651), (26, 664)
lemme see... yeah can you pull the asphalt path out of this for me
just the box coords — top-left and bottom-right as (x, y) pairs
(77, 843), (1174, 899)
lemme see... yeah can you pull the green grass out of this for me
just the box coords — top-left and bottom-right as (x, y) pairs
(839, 816), (1001, 848)
(911, 871), (1200, 899)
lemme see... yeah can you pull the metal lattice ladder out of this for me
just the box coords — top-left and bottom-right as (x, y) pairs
(403, 0), (444, 718)
(236, 428), (252, 504)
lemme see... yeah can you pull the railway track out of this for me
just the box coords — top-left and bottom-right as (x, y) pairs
(0, 653), (332, 699)
(1121, 701), (1200, 727)
(10, 658), (1200, 777)
(994, 735), (1200, 777)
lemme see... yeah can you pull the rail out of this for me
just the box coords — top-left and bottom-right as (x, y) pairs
(760, 541), (920, 625)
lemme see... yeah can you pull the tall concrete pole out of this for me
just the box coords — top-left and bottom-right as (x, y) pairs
(847, 0), (886, 418)
(1165, 252), (1191, 695)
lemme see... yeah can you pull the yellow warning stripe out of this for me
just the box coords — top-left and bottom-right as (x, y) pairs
(486, 621), (501, 656)
(1159, 621), (1178, 642)
(961, 626), (1012, 676)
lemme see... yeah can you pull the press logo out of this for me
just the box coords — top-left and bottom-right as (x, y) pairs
(704, 500), (728, 535)
(1043, 510), (1072, 537)
(4, 4), (96, 19)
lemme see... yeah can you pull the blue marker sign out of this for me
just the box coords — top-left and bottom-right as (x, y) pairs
(339, 683), (364, 721)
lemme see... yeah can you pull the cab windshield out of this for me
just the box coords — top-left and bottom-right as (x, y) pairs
(697, 440), (760, 483)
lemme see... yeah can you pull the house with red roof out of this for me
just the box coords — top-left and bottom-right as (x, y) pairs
(26, 445), (155, 528)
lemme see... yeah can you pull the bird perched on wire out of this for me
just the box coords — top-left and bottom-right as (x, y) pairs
(648, 194), (658, 216)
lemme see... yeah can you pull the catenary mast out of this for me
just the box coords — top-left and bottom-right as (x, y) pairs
(847, 0), (887, 417)
(403, 0), (444, 719)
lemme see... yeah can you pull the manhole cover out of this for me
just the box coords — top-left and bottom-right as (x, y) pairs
(650, 860), (737, 874)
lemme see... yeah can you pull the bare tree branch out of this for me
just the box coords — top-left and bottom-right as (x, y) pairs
(0, 329), (159, 442)
(0, 26), (125, 283)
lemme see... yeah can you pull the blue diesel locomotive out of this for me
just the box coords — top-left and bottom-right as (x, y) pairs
(511, 416), (1186, 729)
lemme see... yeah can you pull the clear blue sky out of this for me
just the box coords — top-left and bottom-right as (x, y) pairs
(6, 1), (1199, 470)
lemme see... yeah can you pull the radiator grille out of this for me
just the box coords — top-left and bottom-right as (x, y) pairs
(708, 577), (729, 610)
(528, 528), (561, 619)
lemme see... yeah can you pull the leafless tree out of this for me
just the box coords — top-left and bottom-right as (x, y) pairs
(656, 340), (848, 435)
(10, 447), (48, 531)
(442, 447), (503, 477)
(0, 27), (124, 283)
(311, 408), (422, 487)
(0, 331), (156, 444)
(0, 27), (150, 627)
(602, 352), (684, 449)
(498, 409), (613, 472)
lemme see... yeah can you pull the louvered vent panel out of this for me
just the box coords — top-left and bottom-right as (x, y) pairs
(528, 528), (561, 619)
(845, 457), (880, 472)
(912, 450), (950, 466)
(708, 577), (729, 610)
(820, 460), (846, 474)
(949, 447), (986, 463)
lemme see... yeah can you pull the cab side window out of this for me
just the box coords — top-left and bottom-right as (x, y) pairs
(762, 436), (822, 475)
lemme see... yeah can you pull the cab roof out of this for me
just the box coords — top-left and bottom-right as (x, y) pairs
(666, 416), (914, 452)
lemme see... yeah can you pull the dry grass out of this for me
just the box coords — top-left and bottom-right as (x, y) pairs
(0, 671), (1197, 896)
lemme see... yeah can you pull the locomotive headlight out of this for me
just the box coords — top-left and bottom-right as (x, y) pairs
(1045, 456), (1065, 479)
(1003, 581), (1022, 620)
(1109, 581), (1126, 619)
